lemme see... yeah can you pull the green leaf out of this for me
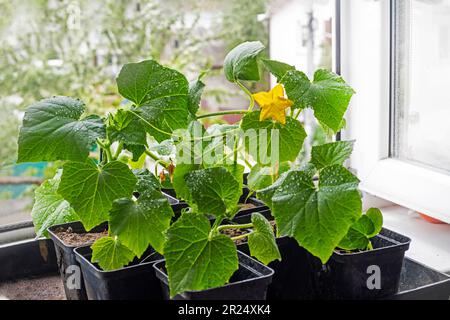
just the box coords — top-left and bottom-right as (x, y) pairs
(248, 213), (281, 265)
(124, 144), (146, 162)
(281, 69), (355, 132)
(366, 208), (383, 237)
(31, 175), (78, 238)
(338, 228), (370, 251)
(269, 165), (362, 263)
(257, 164), (316, 206)
(107, 109), (146, 146)
(338, 208), (383, 251)
(185, 167), (241, 219)
(224, 41), (265, 82)
(116, 60), (190, 142)
(109, 187), (173, 256)
(247, 162), (291, 191)
(58, 160), (137, 230)
(310, 140), (355, 170)
(172, 163), (200, 202)
(241, 111), (306, 164)
(261, 59), (295, 81)
(17, 96), (105, 163)
(221, 164), (245, 193)
(91, 236), (135, 271)
(188, 79), (205, 117)
(164, 213), (238, 297)
(134, 169), (161, 193)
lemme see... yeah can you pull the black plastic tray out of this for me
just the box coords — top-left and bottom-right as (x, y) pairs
(0, 238), (449, 299)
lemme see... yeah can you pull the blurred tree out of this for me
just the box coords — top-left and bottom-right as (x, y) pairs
(0, 0), (271, 169)
(219, 0), (269, 52)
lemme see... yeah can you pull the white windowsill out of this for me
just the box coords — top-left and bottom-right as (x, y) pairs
(380, 205), (450, 274)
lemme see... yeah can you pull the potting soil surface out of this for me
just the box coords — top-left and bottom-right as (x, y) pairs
(0, 274), (66, 300)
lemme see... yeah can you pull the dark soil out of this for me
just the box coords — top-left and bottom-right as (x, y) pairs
(0, 275), (65, 300)
(54, 226), (108, 247)
(221, 228), (250, 245)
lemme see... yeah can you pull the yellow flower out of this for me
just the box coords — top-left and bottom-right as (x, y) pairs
(252, 84), (293, 125)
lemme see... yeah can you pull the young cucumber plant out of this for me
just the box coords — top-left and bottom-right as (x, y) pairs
(18, 40), (383, 297)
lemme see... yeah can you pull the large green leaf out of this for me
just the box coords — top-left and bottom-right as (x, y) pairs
(281, 69), (355, 132)
(109, 187), (173, 257)
(31, 175), (78, 238)
(224, 41), (265, 82)
(247, 213), (281, 265)
(261, 59), (295, 81)
(58, 160), (137, 230)
(164, 213), (238, 297)
(91, 236), (135, 271)
(116, 60), (190, 142)
(107, 109), (146, 146)
(241, 111), (306, 164)
(185, 167), (241, 219)
(339, 208), (383, 251)
(17, 96), (105, 163)
(310, 140), (355, 170)
(257, 164), (316, 206)
(269, 165), (362, 263)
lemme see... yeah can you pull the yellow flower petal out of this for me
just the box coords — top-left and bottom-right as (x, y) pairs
(252, 91), (272, 107)
(271, 84), (285, 100)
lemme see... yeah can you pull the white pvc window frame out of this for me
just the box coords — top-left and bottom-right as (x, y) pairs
(340, 0), (450, 224)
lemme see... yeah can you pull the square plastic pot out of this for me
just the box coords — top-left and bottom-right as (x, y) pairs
(47, 221), (108, 300)
(74, 245), (164, 300)
(153, 251), (274, 300)
(312, 228), (411, 299)
(233, 210), (318, 299)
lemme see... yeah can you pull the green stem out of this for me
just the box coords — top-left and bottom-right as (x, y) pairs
(97, 138), (112, 163)
(217, 223), (253, 232)
(236, 80), (255, 111)
(196, 110), (249, 119)
(231, 233), (251, 242)
(367, 241), (374, 250)
(113, 141), (124, 160)
(144, 149), (169, 168)
(294, 109), (302, 119)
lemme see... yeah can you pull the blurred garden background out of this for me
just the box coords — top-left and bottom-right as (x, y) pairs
(0, 0), (333, 232)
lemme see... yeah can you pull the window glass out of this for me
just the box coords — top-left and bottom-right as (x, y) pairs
(392, 0), (450, 173)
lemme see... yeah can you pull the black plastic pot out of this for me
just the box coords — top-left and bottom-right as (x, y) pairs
(47, 221), (108, 300)
(234, 210), (318, 300)
(74, 245), (164, 300)
(312, 228), (411, 300)
(153, 251), (274, 300)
